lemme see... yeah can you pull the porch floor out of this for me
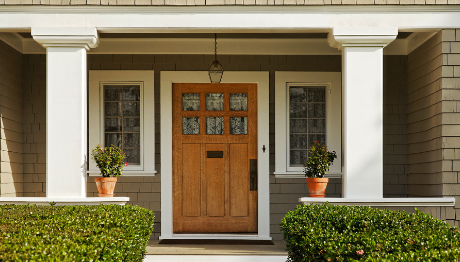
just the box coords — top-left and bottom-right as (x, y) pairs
(145, 239), (288, 255)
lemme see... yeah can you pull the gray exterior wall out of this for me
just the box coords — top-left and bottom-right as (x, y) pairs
(0, 40), (23, 197)
(407, 31), (443, 197)
(22, 54), (46, 197)
(440, 29), (460, 198)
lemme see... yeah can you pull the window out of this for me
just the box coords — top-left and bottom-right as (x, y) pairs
(275, 72), (341, 177)
(104, 85), (141, 165)
(288, 85), (326, 167)
(88, 71), (156, 175)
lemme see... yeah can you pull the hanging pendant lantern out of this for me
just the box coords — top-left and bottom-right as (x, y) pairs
(208, 33), (224, 83)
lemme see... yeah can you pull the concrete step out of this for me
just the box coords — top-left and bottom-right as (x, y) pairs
(144, 255), (288, 262)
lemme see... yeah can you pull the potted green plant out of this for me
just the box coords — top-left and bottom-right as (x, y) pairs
(91, 144), (127, 197)
(304, 141), (337, 198)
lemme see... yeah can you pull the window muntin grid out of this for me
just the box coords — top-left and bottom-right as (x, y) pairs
(103, 85), (141, 165)
(288, 85), (326, 167)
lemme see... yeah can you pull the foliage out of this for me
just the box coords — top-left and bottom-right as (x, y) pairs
(0, 204), (155, 261)
(280, 203), (460, 262)
(91, 144), (127, 177)
(304, 141), (337, 178)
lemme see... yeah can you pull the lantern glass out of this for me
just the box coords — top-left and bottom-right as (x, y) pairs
(208, 60), (224, 83)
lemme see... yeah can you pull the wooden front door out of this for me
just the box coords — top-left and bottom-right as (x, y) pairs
(173, 83), (258, 233)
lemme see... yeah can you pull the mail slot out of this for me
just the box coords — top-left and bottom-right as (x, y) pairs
(207, 151), (223, 158)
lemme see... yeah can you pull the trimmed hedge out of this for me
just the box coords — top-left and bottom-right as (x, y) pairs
(280, 204), (460, 262)
(0, 204), (154, 261)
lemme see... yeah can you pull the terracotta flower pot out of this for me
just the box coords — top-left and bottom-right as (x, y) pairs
(306, 177), (329, 198)
(95, 177), (117, 197)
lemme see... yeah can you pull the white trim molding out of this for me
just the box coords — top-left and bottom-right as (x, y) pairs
(274, 72), (342, 176)
(88, 70), (156, 176)
(160, 71), (270, 240)
(299, 197), (455, 207)
(328, 27), (398, 49)
(0, 197), (130, 206)
(32, 27), (99, 50)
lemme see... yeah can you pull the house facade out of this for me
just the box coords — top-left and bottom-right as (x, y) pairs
(0, 4), (460, 241)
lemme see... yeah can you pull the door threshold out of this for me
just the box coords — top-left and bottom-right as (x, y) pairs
(158, 239), (274, 245)
(159, 234), (272, 242)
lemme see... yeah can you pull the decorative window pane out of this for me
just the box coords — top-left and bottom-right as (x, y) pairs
(183, 117), (200, 134)
(105, 133), (122, 148)
(230, 93), (248, 111)
(206, 117), (224, 135)
(104, 85), (141, 165)
(105, 118), (122, 132)
(307, 88), (325, 103)
(123, 118), (140, 132)
(183, 93), (200, 111)
(104, 86), (122, 101)
(289, 86), (326, 167)
(230, 117), (248, 134)
(206, 93), (224, 111)
(290, 150), (309, 166)
(105, 102), (121, 117)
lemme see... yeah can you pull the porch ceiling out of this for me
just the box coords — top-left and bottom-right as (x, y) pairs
(0, 31), (434, 56)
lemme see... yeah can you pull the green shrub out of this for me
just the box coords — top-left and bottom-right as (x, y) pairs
(0, 204), (154, 261)
(280, 203), (460, 262)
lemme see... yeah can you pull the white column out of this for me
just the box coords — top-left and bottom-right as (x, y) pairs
(32, 28), (99, 198)
(328, 27), (397, 199)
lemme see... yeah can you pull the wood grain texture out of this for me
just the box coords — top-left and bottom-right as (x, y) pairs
(230, 143), (249, 217)
(173, 83), (258, 233)
(206, 143), (225, 217)
(182, 143), (201, 217)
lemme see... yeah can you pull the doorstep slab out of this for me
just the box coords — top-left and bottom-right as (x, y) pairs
(143, 255), (288, 262)
(0, 197), (130, 206)
(299, 197), (455, 207)
(146, 240), (287, 255)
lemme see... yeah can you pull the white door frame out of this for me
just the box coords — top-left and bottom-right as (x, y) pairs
(160, 71), (271, 240)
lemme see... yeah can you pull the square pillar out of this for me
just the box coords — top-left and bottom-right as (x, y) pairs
(328, 27), (397, 199)
(32, 28), (99, 198)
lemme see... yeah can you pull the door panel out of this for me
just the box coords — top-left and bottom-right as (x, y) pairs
(182, 144), (201, 217)
(230, 143), (249, 217)
(173, 83), (257, 233)
(205, 143), (225, 217)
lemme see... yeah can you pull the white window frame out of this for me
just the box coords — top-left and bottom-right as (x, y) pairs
(274, 72), (342, 178)
(88, 70), (156, 176)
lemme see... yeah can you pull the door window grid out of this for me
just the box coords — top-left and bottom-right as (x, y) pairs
(289, 86), (326, 167)
(104, 85), (141, 165)
(182, 92), (249, 135)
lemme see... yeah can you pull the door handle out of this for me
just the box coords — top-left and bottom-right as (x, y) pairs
(250, 159), (257, 191)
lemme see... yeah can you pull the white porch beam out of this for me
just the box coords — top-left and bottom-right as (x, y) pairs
(328, 27), (397, 199)
(0, 6), (460, 31)
(32, 27), (99, 198)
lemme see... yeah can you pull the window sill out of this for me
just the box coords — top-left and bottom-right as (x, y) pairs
(87, 171), (157, 177)
(273, 172), (342, 179)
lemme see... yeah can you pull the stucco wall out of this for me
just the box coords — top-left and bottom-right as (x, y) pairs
(19, 53), (408, 240)
(0, 40), (23, 197)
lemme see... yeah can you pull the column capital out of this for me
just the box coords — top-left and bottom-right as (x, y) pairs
(328, 27), (398, 50)
(31, 27), (99, 50)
